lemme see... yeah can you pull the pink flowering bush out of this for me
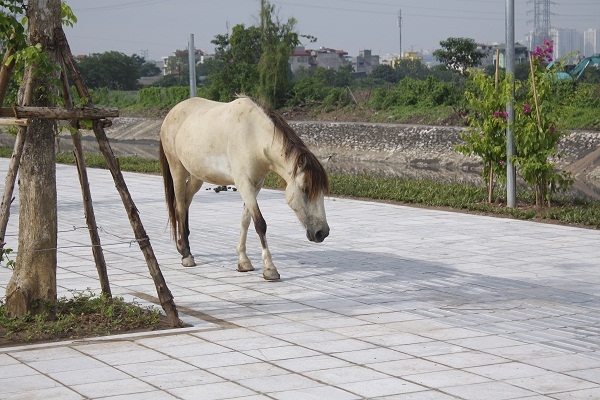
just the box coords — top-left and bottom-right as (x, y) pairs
(531, 39), (554, 64)
(512, 39), (573, 207)
(458, 39), (573, 207)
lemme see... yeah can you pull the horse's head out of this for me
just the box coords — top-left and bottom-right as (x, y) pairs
(285, 153), (330, 243)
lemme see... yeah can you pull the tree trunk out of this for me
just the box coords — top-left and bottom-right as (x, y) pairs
(5, 0), (61, 317)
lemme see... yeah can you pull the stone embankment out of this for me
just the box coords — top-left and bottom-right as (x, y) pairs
(2, 116), (598, 197)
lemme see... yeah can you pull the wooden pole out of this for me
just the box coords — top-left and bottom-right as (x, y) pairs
(0, 47), (16, 106)
(495, 48), (500, 91)
(55, 26), (182, 327)
(529, 55), (542, 127)
(529, 54), (543, 207)
(59, 66), (111, 296)
(0, 68), (34, 253)
(486, 48), (502, 204)
(0, 106), (118, 119)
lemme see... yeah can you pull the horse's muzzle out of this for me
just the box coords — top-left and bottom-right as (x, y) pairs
(307, 225), (329, 243)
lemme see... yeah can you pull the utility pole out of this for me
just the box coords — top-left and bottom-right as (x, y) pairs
(529, 0), (552, 50)
(506, 0), (516, 208)
(188, 34), (196, 98)
(397, 9), (402, 57)
(260, 0), (265, 36)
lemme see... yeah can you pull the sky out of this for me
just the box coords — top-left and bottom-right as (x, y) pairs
(62, 0), (600, 61)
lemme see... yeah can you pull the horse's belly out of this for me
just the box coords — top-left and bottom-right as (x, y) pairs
(186, 155), (234, 186)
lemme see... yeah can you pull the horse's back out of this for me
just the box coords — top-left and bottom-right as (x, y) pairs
(160, 97), (270, 185)
(161, 97), (223, 139)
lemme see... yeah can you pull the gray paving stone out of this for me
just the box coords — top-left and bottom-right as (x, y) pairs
(1, 159), (600, 399)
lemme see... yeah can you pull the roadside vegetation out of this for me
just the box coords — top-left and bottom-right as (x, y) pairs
(0, 289), (167, 346)
(1, 147), (598, 229)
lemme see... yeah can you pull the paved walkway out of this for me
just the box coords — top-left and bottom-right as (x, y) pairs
(1, 158), (600, 399)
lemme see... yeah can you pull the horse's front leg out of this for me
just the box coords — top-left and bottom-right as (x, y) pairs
(237, 204), (279, 280)
(237, 204), (255, 272)
(235, 183), (280, 280)
(252, 208), (280, 281)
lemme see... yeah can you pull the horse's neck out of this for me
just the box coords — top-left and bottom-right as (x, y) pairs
(265, 138), (296, 186)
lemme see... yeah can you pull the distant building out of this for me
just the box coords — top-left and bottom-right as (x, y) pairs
(390, 52), (424, 68)
(481, 43), (529, 68)
(161, 49), (209, 76)
(289, 46), (349, 73)
(550, 28), (583, 62)
(477, 44), (496, 69)
(584, 28), (600, 57)
(355, 50), (380, 74)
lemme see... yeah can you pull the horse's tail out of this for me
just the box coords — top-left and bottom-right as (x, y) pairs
(159, 140), (177, 241)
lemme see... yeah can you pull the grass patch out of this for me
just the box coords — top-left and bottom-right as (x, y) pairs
(2, 147), (600, 230)
(54, 151), (161, 173)
(369, 105), (456, 125)
(0, 289), (167, 346)
(265, 171), (600, 229)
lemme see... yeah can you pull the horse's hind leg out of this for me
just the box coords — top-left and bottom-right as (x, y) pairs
(174, 174), (203, 267)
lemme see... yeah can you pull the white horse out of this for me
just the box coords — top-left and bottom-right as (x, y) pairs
(159, 96), (330, 280)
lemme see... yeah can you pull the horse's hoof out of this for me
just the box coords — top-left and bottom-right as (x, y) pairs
(263, 269), (280, 281)
(237, 261), (255, 272)
(182, 255), (196, 267)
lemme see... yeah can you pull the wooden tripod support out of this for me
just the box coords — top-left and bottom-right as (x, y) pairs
(0, 27), (182, 327)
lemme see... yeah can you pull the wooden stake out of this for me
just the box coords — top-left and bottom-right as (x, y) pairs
(59, 66), (111, 297)
(55, 26), (182, 327)
(0, 106), (118, 119)
(495, 48), (500, 90)
(0, 118), (27, 126)
(0, 68), (34, 252)
(0, 47), (16, 106)
(529, 55), (542, 127)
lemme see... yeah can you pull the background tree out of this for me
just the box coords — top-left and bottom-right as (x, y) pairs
(138, 60), (161, 77)
(76, 51), (144, 90)
(257, 1), (306, 108)
(484, 61), (530, 81)
(371, 64), (398, 83)
(207, 24), (261, 101)
(5, 0), (62, 317)
(394, 58), (429, 81)
(151, 73), (186, 88)
(433, 37), (485, 74)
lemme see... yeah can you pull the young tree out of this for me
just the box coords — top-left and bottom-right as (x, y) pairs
(5, 0), (63, 317)
(433, 37), (485, 75)
(456, 71), (511, 203)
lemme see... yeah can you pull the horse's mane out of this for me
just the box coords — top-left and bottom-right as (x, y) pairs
(245, 96), (329, 200)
